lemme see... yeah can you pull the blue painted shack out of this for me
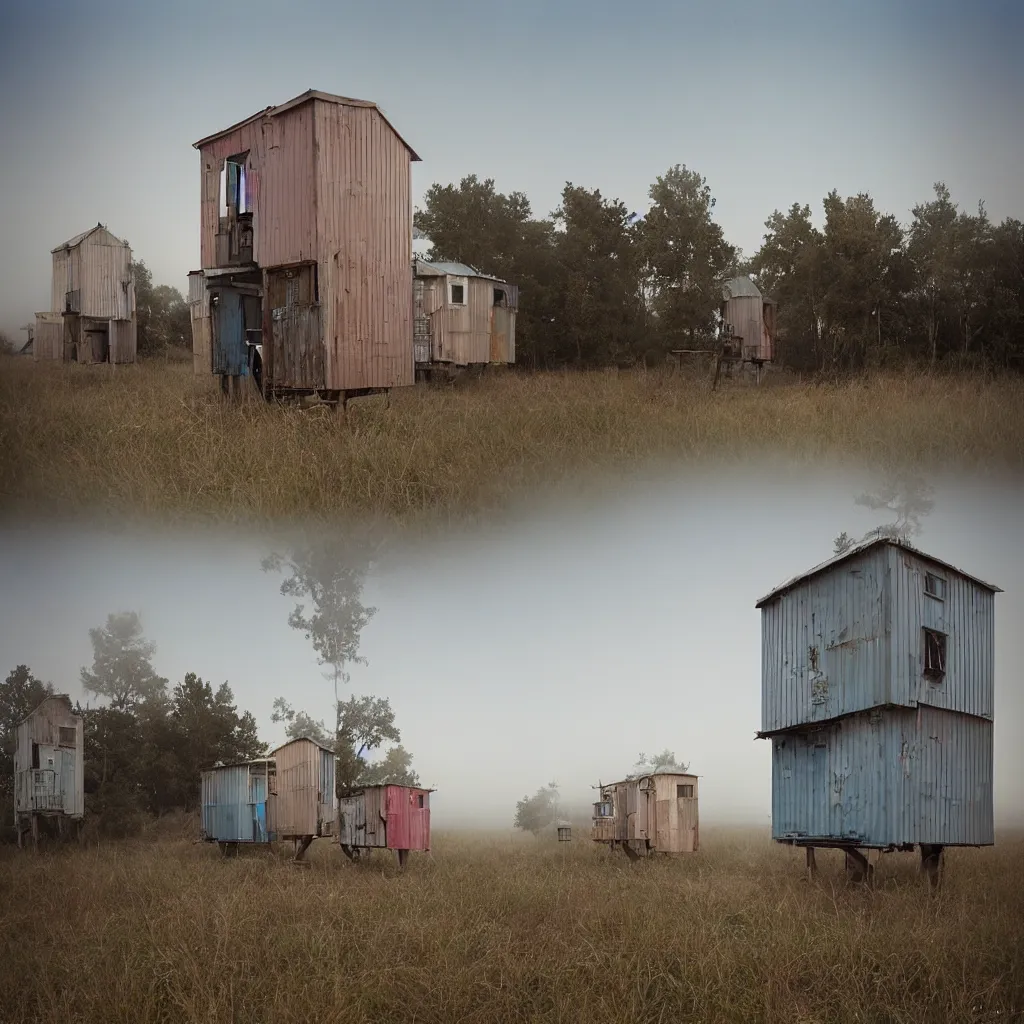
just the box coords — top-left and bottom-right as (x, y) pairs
(200, 758), (276, 854)
(755, 536), (1001, 883)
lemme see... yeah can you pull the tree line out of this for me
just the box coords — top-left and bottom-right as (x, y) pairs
(415, 173), (1024, 374)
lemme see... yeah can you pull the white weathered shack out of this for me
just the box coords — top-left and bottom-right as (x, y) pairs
(14, 694), (84, 847)
(36, 223), (137, 364)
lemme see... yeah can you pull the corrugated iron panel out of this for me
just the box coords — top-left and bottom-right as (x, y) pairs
(109, 319), (136, 364)
(200, 764), (270, 843)
(33, 313), (63, 361)
(78, 235), (134, 320)
(271, 738), (334, 838)
(762, 545), (997, 733)
(771, 706), (993, 847)
(722, 294), (765, 362)
(888, 546), (995, 720)
(384, 786), (431, 851)
(761, 545), (892, 732)
(211, 289), (247, 376)
(316, 101), (414, 390)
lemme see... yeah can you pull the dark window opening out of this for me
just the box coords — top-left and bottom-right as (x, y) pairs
(924, 573), (946, 601)
(58, 727), (76, 748)
(677, 784), (694, 798)
(924, 628), (947, 681)
(493, 288), (506, 307)
(417, 794), (425, 809)
(31, 742), (39, 770)
(450, 283), (465, 305)
(220, 152), (250, 217)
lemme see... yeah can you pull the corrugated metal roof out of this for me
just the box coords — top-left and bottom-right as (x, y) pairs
(755, 535), (1001, 609)
(51, 223), (127, 253)
(192, 89), (421, 161)
(415, 258), (506, 282)
(270, 736), (335, 755)
(721, 275), (762, 300)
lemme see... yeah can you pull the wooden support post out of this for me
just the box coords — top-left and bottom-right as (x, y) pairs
(31, 814), (39, 852)
(293, 835), (314, 863)
(844, 847), (873, 885)
(396, 849), (409, 870)
(920, 844), (944, 892)
(805, 846), (817, 881)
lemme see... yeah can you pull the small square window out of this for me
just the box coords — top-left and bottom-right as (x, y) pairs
(450, 283), (465, 305)
(417, 794), (425, 809)
(58, 727), (76, 748)
(493, 288), (506, 306)
(677, 784), (694, 798)
(924, 573), (946, 600)
(923, 628), (947, 681)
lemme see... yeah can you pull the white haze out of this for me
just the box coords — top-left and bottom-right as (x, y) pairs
(0, 461), (1020, 830)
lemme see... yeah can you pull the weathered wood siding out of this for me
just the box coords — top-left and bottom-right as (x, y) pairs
(14, 696), (84, 820)
(315, 100), (414, 390)
(269, 738), (334, 839)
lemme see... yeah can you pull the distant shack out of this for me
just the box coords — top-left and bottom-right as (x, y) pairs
(413, 259), (517, 379)
(756, 536), (1000, 886)
(14, 695), (84, 847)
(591, 767), (699, 858)
(34, 224), (137, 364)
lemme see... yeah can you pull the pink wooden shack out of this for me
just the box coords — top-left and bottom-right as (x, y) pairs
(337, 783), (433, 869)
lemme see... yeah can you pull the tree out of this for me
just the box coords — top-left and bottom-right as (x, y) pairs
(640, 164), (735, 350)
(833, 532), (855, 555)
(553, 184), (646, 366)
(133, 260), (190, 356)
(271, 697), (333, 747)
(0, 666), (54, 804)
(627, 749), (690, 779)
(513, 782), (561, 836)
(262, 537), (378, 725)
(161, 674), (268, 811)
(833, 471), (935, 554)
(335, 694), (401, 795)
(751, 204), (825, 371)
(360, 745), (420, 787)
(80, 612), (168, 710)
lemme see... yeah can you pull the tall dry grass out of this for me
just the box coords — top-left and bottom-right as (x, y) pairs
(2, 359), (1023, 526)
(1, 829), (1021, 1023)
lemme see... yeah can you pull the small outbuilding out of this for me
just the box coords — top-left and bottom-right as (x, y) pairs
(756, 536), (1000, 886)
(199, 758), (276, 854)
(413, 259), (517, 379)
(269, 737), (336, 861)
(14, 694), (84, 847)
(337, 783), (433, 868)
(591, 767), (699, 858)
(35, 223), (137, 364)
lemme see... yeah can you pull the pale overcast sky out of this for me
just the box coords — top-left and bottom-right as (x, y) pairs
(1, 462), (1021, 829)
(1, 0), (1022, 337)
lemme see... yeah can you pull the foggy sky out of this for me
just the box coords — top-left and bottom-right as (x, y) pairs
(1, 461), (1021, 829)
(2, 0), (1023, 337)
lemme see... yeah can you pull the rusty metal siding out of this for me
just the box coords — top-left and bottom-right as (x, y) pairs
(887, 545), (995, 721)
(771, 706), (993, 847)
(271, 738), (333, 838)
(33, 313), (63, 361)
(198, 107), (317, 271)
(761, 545), (893, 733)
(338, 787), (388, 848)
(315, 101), (414, 390)
(13, 696), (84, 820)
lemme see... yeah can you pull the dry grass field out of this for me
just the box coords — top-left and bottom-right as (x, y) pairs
(2, 357), (1023, 526)
(2, 827), (1022, 1024)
